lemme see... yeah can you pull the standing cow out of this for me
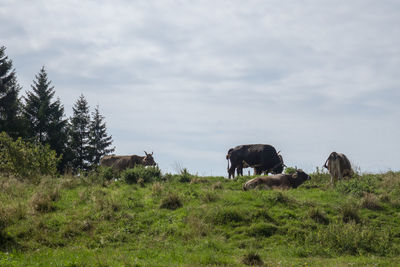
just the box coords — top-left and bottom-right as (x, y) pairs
(226, 144), (284, 179)
(100, 151), (156, 172)
(323, 152), (353, 184)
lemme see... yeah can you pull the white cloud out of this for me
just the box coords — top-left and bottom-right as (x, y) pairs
(2, 0), (400, 175)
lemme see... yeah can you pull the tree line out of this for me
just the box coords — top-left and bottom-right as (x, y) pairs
(0, 46), (114, 173)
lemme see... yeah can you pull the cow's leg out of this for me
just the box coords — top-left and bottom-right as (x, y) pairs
(236, 164), (243, 177)
(228, 165), (236, 179)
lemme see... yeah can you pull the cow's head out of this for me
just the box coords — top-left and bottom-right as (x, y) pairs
(143, 151), (156, 166)
(292, 169), (311, 182)
(271, 154), (285, 174)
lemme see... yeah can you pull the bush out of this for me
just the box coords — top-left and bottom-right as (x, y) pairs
(121, 165), (162, 184)
(0, 132), (60, 180)
(98, 166), (115, 181)
(178, 168), (192, 183)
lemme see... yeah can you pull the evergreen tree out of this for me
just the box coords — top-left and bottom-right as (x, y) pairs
(89, 105), (114, 166)
(0, 46), (25, 138)
(23, 66), (68, 171)
(69, 94), (91, 171)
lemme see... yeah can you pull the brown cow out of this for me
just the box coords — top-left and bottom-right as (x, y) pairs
(100, 151), (156, 172)
(323, 152), (353, 184)
(243, 169), (311, 190)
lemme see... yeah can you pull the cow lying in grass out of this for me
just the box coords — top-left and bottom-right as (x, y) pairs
(243, 169), (311, 190)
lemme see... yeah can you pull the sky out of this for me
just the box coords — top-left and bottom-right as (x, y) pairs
(1, 0), (400, 176)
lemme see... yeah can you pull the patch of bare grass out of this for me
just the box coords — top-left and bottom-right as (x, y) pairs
(361, 193), (382, 210)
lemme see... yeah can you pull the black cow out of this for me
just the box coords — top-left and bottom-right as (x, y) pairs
(226, 144), (284, 179)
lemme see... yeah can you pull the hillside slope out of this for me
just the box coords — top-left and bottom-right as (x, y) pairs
(1, 170), (400, 266)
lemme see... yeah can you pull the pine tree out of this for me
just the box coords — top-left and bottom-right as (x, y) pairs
(23, 66), (68, 171)
(69, 94), (91, 171)
(89, 105), (114, 166)
(0, 46), (25, 138)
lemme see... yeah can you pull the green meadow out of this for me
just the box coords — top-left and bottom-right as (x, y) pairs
(1, 168), (400, 266)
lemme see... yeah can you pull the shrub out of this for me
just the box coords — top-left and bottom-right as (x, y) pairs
(178, 168), (192, 183)
(241, 252), (263, 266)
(98, 166), (115, 181)
(121, 165), (162, 184)
(160, 192), (182, 210)
(0, 132), (60, 180)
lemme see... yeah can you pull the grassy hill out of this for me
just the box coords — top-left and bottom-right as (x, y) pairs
(1, 169), (400, 266)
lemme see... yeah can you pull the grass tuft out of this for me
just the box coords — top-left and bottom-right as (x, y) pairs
(361, 193), (382, 210)
(160, 192), (182, 210)
(309, 208), (329, 225)
(339, 202), (361, 224)
(241, 252), (263, 266)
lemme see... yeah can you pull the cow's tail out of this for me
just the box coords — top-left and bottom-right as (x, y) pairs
(323, 157), (329, 169)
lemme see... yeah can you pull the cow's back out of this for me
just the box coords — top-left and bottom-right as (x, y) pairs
(100, 155), (133, 172)
(100, 155), (119, 167)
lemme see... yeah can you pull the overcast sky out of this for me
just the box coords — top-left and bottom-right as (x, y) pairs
(1, 0), (400, 176)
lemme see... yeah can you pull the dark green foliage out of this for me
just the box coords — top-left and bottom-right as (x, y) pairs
(0, 132), (59, 179)
(23, 66), (68, 171)
(88, 105), (114, 166)
(0, 46), (26, 139)
(98, 166), (115, 181)
(69, 94), (91, 171)
(121, 165), (162, 184)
